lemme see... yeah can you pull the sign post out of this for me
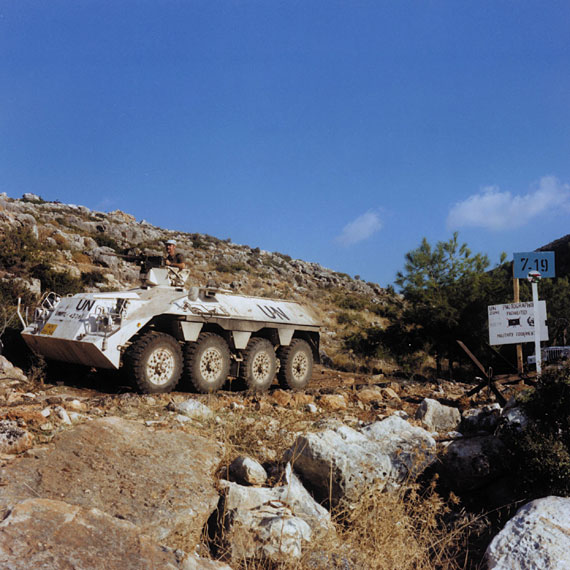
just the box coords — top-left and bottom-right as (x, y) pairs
(508, 251), (556, 377)
(528, 270), (543, 375)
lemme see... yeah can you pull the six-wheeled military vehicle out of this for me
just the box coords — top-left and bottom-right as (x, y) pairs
(20, 258), (321, 394)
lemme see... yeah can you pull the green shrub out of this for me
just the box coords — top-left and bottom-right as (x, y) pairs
(31, 264), (84, 296)
(337, 311), (353, 325)
(333, 291), (368, 311)
(0, 227), (44, 270)
(506, 366), (570, 498)
(93, 234), (121, 252)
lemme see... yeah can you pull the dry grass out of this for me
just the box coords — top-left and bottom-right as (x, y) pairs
(206, 478), (483, 570)
(195, 400), (485, 570)
(321, 481), (474, 570)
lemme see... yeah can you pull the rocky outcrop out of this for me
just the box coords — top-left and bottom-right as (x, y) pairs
(285, 415), (436, 504)
(0, 192), (387, 305)
(0, 499), (185, 570)
(486, 496), (570, 569)
(0, 416), (223, 550)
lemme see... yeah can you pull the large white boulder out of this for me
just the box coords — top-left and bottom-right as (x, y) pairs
(486, 496), (570, 569)
(284, 416), (436, 505)
(218, 463), (333, 562)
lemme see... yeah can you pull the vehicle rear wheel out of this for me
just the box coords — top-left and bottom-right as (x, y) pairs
(241, 338), (277, 392)
(124, 331), (183, 394)
(277, 339), (313, 390)
(184, 332), (230, 393)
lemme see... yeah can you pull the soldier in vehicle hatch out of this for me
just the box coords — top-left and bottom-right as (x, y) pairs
(164, 239), (186, 269)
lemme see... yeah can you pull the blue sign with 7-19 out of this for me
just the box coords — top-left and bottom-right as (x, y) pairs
(513, 251), (555, 279)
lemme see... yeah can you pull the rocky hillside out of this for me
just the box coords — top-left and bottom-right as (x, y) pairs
(0, 192), (392, 372)
(2, 192), (570, 568)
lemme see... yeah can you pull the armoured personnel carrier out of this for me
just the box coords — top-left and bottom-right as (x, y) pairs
(20, 258), (321, 394)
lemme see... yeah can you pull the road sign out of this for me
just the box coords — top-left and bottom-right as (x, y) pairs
(488, 301), (548, 346)
(513, 252), (555, 279)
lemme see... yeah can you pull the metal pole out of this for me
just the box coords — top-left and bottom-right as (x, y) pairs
(513, 277), (524, 373)
(532, 281), (542, 376)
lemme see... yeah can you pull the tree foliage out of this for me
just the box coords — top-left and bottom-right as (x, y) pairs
(505, 365), (570, 499)
(393, 233), (507, 366)
(345, 233), (513, 374)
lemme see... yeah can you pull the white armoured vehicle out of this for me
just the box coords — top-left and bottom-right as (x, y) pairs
(20, 258), (321, 394)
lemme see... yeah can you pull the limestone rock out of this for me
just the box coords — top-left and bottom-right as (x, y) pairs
(415, 398), (461, 432)
(218, 463), (333, 562)
(486, 496), (570, 570)
(230, 456), (268, 486)
(172, 398), (214, 420)
(0, 420), (34, 454)
(0, 498), (183, 569)
(319, 394), (348, 411)
(0, 417), (223, 550)
(285, 416), (436, 505)
(356, 387), (384, 404)
(0, 355), (28, 383)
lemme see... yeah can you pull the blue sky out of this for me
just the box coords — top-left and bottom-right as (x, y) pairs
(1, 1), (569, 286)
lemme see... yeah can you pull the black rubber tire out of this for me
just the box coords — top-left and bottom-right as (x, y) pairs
(241, 337), (277, 392)
(124, 331), (183, 394)
(184, 332), (230, 393)
(277, 339), (314, 390)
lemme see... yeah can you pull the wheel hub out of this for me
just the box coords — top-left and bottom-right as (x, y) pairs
(252, 352), (271, 381)
(146, 347), (175, 386)
(291, 352), (308, 380)
(200, 348), (223, 382)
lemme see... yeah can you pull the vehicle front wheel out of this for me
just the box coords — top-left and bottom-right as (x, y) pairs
(241, 337), (277, 392)
(124, 331), (183, 394)
(184, 332), (230, 393)
(277, 339), (313, 390)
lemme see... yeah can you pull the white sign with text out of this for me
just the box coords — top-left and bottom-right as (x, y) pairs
(488, 301), (548, 346)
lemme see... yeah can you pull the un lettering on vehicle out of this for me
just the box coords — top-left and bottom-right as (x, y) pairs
(257, 304), (290, 321)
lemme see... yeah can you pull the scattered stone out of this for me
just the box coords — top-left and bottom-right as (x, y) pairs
(0, 420), (34, 454)
(0, 356), (28, 383)
(415, 398), (461, 432)
(66, 399), (87, 412)
(271, 390), (292, 407)
(498, 406), (528, 433)
(171, 399), (214, 421)
(230, 456), (268, 486)
(290, 393), (314, 407)
(356, 387), (384, 404)
(460, 404), (501, 434)
(486, 496), (570, 569)
(54, 406), (72, 425)
(380, 387), (401, 401)
(218, 463), (333, 562)
(318, 394), (347, 411)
